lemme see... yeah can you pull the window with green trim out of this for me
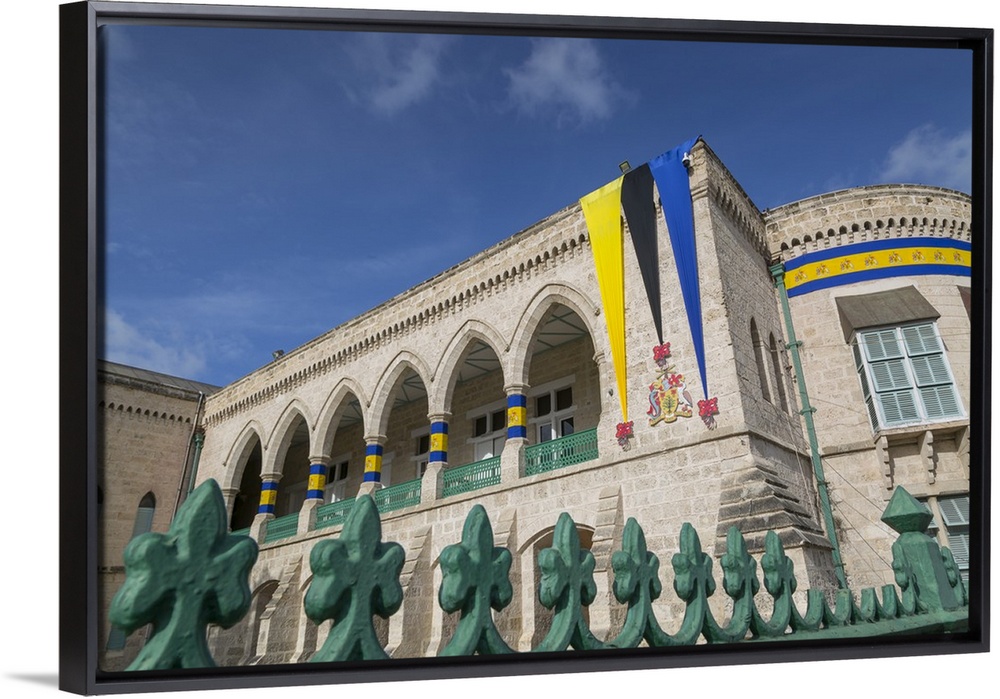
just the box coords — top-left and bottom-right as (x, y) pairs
(852, 322), (963, 431)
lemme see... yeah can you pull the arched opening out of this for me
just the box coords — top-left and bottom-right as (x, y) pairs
(380, 366), (430, 486)
(230, 438), (263, 531)
(445, 339), (506, 468)
(321, 393), (365, 503)
(521, 525), (595, 648)
(524, 304), (600, 446)
(750, 319), (771, 403)
(273, 414), (311, 518)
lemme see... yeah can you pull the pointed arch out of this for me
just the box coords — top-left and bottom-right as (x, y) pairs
(314, 376), (369, 456)
(369, 351), (433, 438)
(222, 420), (267, 491)
(508, 283), (604, 387)
(263, 399), (314, 475)
(429, 319), (509, 413)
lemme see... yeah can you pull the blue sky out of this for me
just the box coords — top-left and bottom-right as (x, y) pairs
(99, 24), (973, 386)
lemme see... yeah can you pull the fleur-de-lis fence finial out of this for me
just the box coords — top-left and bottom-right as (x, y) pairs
(534, 513), (607, 652)
(438, 504), (515, 656)
(704, 527), (758, 643)
(108, 479), (259, 670)
(304, 494), (405, 662)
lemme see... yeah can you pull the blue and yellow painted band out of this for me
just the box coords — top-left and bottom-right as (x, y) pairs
(507, 394), (527, 439)
(429, 432), (448, 452)
(364, 443), (383, 482)
(507, 393), (528, 439)
(784, 238), (971, 297)
(306, 464), (327, 500)
(429, 420), (448, 464)
(258, 481), (278, 513)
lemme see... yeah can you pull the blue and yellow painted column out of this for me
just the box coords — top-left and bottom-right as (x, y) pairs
(257, 477), (280, 516)
(429, 415), (449, 467)
(506, 390), (528, 441)
(363, 436), (386, 484)
(501, 383), (530, 482)
(306, 455), (331, 502)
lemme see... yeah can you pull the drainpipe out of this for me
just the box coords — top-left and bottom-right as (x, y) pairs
(770, 263), (848, 589)
(186, 427), (206, 496)
(173, 391), (206, 520)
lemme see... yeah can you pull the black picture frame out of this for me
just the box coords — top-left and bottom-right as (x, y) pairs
(58, 1), (992, 695)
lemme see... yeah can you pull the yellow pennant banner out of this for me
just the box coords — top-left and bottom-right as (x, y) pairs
(581, 176), (627, 421)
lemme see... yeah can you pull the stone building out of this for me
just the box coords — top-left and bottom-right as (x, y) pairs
(97, 361), (218, 671)
(99, 138), (972, 669)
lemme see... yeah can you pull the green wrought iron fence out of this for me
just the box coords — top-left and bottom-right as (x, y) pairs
(111, 480), (970, 671)
(524, 428), (599, 476)
(374, 478), (421, 512)
(315, 497), (356, 530)
(442, 456), (502, 497)
(230, 527), (250, 538)
(262, 512), (299, 544)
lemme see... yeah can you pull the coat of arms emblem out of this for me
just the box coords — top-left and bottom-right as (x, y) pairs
(647, 343), (695, 426)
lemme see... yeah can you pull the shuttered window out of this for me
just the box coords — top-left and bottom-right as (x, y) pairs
(853, 322), (963, 431)
(923, 494), (971, 587)
(937, 495), (971, 586)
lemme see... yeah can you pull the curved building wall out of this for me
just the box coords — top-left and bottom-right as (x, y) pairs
(766, 186), (972, 590)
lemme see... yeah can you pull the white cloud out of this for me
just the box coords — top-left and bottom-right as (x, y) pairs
(505, 39), (625, 125)
(350, 35), (452, 116)
(878, 124), (971, 193)
(102, 309), (208, 379)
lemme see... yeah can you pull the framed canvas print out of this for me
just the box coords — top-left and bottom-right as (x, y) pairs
(58, 0), (991, 695)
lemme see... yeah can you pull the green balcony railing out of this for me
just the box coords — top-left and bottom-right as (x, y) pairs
(262, 512), (299, 544)
(442, 456), (501, 498)
(524, 428), (599, 476)
(315, 498), (357, 530)
(374, 478), (422, 513)
(230, 527), (250, 538)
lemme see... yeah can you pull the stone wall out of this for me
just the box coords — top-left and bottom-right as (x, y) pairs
(98, 363), (213, 671)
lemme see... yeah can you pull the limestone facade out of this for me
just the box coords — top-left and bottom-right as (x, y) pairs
(98, 140), (973, 668)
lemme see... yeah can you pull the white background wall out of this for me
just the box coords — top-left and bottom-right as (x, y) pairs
(3, 1), (994, 697)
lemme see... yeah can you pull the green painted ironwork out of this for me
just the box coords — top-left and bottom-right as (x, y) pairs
(305, 494), (405, 662)
(524, 428), (599, 476)
(230, 527), (250, 538)
(438, 504), (515, 655)
(109, 480), (258, 670)
(112, 482), (968, 669)
(534, 512), (607, 651)
(315, 497), (357, 530)
(262, 512), (299, 544)
(442, 456), (501, 498)
(770, 263), (849, 588)
(374, 478), (421, 512)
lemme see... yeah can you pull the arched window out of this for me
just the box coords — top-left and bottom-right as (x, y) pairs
(107, 492), (157, 651)
(769, 333), (789, 412)
(750, 319), (771, 402)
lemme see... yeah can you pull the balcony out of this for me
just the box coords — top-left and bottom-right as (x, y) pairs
(524, 428), (599, 476)
(442, 455), (501, 498)
(374, 478), (422, 513)
(262, 512), (299, 544)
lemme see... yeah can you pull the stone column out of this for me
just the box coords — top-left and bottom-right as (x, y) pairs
(220, 486), (240, 525)
(501, 383), (528, 483)
(298, 455), (331, 535)
(421, 412), (449, 504)
(358, 435), (386, 496)
(250, 472), (281, 543)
